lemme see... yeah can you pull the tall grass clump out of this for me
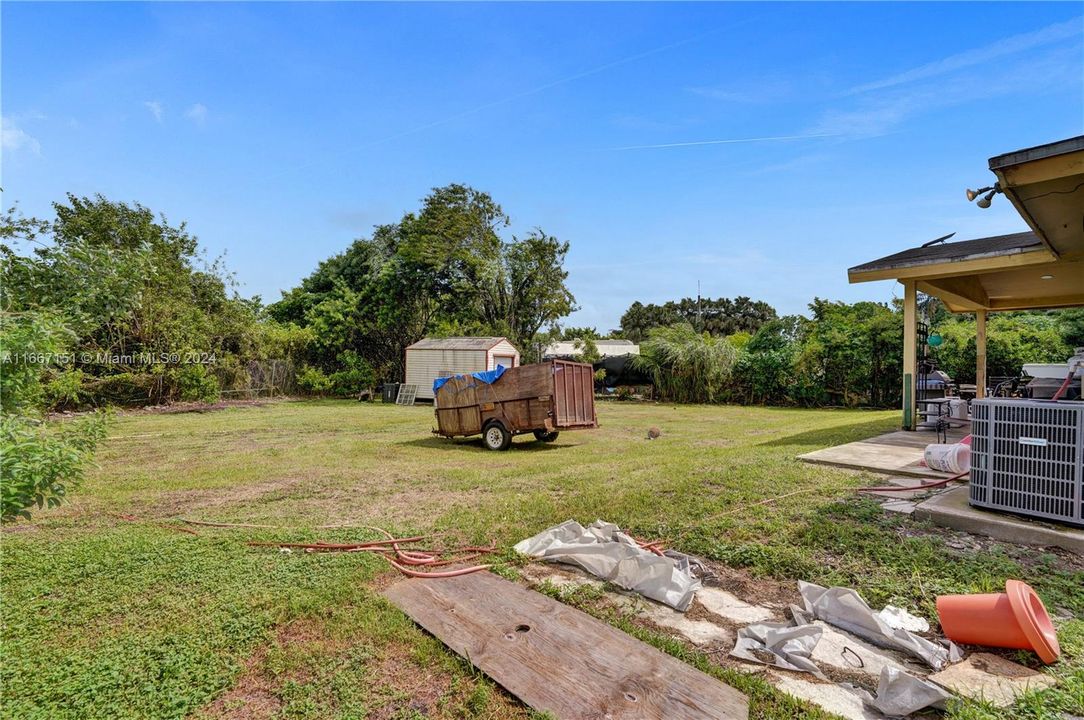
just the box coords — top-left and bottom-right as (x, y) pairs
(634, 323), (737, 403)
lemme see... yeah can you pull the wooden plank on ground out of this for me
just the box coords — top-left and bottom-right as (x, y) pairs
(384, 571), (748, 720)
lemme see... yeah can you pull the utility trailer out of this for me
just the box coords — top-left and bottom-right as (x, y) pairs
(433, 360), (597, 450)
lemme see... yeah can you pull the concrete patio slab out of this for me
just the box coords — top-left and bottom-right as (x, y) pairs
(915, 487), (1084, 554)
(799, 428), (967, 478)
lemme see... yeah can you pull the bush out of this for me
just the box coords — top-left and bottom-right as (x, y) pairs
(1, 412), (108, 521)
(933, 313), (1071, 383)
(327, 350), (375, 397)
(171, 364), (220, 403)
(296, 366), (333, 395)
(728, 349), (794, 405)
(0, 312), (76, 414)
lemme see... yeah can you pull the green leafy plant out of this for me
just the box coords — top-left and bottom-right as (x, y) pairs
(296, 366), (333, 395)
(0, 412), (108, 521)
(633, 323), (736, 403)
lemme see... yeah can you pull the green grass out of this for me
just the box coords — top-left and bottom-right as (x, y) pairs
(2, 400), (1081, 719)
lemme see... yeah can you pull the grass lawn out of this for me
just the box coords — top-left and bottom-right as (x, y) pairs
(3, 400), (1081, 719)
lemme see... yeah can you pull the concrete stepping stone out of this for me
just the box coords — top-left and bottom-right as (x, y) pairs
(638, 602), (733, 646)
(697, 587), (776, 623)
(880, 499), (919, 514)
(772, 674), (880, 720)
(809, 620), (926, 677)
(929, 653), (1057, 707)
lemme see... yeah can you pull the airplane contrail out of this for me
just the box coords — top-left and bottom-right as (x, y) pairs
(230, 15), (765, 192)
(609, 132), (840, 151)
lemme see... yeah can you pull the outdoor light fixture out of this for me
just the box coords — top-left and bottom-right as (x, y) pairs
(966, 183), (1001, 209)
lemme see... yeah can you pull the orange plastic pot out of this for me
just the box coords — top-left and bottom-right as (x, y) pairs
(936, 580), (1060, 664)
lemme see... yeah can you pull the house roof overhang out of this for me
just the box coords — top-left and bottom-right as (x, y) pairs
(848, 136), (1084, 313)
(989, 135), (1084, 260)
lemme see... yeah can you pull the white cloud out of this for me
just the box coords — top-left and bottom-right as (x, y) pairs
(184, 103), (208, 126)
(846, 16), (1082, 95)
(812, 41), (1082, 139)
(688, 78), (793, 104)
(143, 100), (164, 123)
(1, 116), (41, 154)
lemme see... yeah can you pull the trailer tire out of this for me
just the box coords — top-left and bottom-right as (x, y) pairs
(482, 421), (512, 451)
(533, 430), (560, 442)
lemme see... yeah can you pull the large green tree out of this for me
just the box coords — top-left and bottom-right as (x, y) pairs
(618, 296), (777, 341)
(271, 184), (577, 378)
(1, 195), (267, 406)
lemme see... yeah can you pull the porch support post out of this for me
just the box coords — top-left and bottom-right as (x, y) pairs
(902, 280), (917, 431)
(976, 309), (987, 399)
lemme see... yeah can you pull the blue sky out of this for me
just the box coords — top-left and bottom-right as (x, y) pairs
(3, 2), (1082, 332)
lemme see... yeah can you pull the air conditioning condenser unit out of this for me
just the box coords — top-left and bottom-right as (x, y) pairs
(969, 398), (1083, 527)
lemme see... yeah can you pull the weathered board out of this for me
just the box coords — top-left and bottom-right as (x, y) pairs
(384, 572), (748, 720)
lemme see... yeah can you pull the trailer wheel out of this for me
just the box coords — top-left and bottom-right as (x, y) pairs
(482, 421), (512, 451)
(533, 430), (560, 442)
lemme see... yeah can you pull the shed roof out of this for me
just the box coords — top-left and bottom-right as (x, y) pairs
(544, 339), (640, 358)
(848, 231), (1042, 275)
(407, 336), (510, 351)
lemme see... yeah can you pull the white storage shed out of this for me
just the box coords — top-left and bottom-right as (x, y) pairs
(404, 337), (520, 400)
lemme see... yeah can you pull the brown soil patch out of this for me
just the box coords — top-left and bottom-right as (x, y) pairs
(702, 561), (802, 609)
(143, 477), (307, 517)
(126, 399), (272, 416)
(199, 618), (349, 720)
(199, 639), (282, 720)
(367, 642), (457, 720)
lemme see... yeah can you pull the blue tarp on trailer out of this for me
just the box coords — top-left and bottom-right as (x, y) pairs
(433, 364), (507, 394)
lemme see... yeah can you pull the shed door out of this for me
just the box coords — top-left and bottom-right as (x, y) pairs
(493, 354), (516, 368)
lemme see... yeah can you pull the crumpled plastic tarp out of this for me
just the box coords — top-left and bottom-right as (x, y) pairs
(730, 618), (825, 678)
(847, 667), (953, 717)
(513, 519), (702, 611)
(432, 364), (507, 394)
(877, 605), (930, 633)
(731, 583), (959, 716)
(798, 581), (953, 670)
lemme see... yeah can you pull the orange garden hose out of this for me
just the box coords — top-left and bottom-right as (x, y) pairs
(856, 469), (969, 493)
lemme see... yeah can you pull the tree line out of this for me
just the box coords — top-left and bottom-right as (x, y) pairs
(3, 187), (1080, 518)
(615, 298), (1081, 407)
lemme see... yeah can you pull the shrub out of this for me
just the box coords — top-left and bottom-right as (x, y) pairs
(296, 366), (333, 395)
(728, 349), (794, 405)
(327, 350), (375, 397)
(1, 412), (108, 521)
(172, 364), (221, 403)
(0, 312), (76, 414)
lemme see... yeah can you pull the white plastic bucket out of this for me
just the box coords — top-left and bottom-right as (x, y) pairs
(948, 398), (968, 420)
(924, 443), (970, 474)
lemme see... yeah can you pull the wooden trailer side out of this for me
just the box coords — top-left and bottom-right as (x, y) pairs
(552, 360), (597, 428)
(433, 361), (596, 438)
